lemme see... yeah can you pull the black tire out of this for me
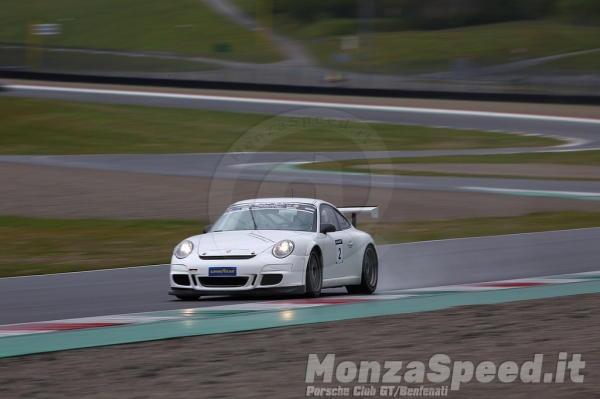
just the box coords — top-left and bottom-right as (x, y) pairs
(346, 245), (378, 295)
(176, 295), (201, 301)
(305, 250), (323, 298)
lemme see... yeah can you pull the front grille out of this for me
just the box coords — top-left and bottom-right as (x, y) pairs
(172, 274), (191, 286)
(260, 274), (283, 286)
(199, 255), (256, 260)
(199, 277), (249, 287)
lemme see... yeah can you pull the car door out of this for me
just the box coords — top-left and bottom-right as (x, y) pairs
(318, 204), (352, 279)
(333, 208), (362, 277)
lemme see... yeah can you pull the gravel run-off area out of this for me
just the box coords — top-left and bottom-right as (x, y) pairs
(2, 162), (600, 222)
(0, 293), (598, 398)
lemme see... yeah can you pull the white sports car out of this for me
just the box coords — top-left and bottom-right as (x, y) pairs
(169, 198), (379, 300)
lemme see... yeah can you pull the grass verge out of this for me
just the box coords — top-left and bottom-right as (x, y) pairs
(0, 97), (562, 155)
(0, 47), (218, 73)
(312, 151), (600, 166)
(0, 0), (281, 63)
(528, 49), (600, 73)
(3, 211), (600, 277)
(309, 169), (600, 182)
(359, 21), (600, 74)
(0, 217), (207, 278)
(246, 14), (600, 74)
(301, 151), (600, 180)
(359, 211), (600, 245)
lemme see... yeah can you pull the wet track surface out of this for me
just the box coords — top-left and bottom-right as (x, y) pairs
(1, 84), (600, 324)
(2, 84), (600, 198)
(3, 85), (600, 148)
(2, 228), (600, 325)
(3, 153), (600, 198)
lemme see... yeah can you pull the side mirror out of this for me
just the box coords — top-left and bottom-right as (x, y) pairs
(320, 223), (336, 234)
(203, 224), (212, 234)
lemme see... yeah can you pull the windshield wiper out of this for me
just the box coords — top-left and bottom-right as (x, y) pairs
(249, 209), (258, 230)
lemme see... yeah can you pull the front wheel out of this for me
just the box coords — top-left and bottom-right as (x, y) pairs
(305, 250), (323, 298)
(176, 295), (201, 301)
(346, 245), (378, 295)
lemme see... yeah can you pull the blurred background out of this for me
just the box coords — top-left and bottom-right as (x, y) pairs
(2, 0), (600, 278)
(2, 0), (600, 95)
(2, 5), (600, 397)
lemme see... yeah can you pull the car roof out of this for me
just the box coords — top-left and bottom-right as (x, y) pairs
(233, 198), (324, 206)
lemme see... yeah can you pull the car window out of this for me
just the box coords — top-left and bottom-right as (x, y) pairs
(212, 203), (317, 232)
(334, 209), (352, 230)
(320, 204), (341, 231)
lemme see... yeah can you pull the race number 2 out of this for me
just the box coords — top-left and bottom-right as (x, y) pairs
(335, 239), (344, 264)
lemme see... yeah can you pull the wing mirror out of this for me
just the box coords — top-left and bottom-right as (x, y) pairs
(320, 223), (336, 234)
(203, 224), (212, 234)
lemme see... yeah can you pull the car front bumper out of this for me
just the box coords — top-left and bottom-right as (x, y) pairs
(169, 285), (306, 297)
(169, 253), (307, 296)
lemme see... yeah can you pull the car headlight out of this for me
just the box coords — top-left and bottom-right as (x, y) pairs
(272, 240), (295, 258)
(174, 240), (194, 259)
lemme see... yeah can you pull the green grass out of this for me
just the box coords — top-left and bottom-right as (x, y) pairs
(302, 151), (600, 176)
(301, 166), (600, 182)
(0, 0), (282, 63)
(300, 21), (600, 74)
(530, 50), (600, 73)
(0, 216), (207, 277)
(378, 151), (600, 166)
(233, 1), (600, 72)
(0, 46), (218, 73)
(0, 97), (562, 155)
(347, 170), (600, 182)
(3, 211), (600, 277)
(360, 211), (600, 245)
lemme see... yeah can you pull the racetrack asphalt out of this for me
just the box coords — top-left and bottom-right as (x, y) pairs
(2, 84), (600, 200)
(4, 84), (600, 144)
(3, 153), (600, 200)
(2, 228), (599, 325)
(1, 83), (600, 326)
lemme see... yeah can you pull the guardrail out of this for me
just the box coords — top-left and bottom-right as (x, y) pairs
(2, 69), (600, 105)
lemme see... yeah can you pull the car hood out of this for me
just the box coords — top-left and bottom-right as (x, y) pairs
(197, 230), (311, 256)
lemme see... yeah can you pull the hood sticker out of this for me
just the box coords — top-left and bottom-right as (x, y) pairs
(205, 248), (250, 252)
(248, 232), (275, 243)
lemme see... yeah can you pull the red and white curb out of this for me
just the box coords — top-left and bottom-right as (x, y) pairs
(397, 278), (587, 293)
(1, 271), (599, 338)
(0, 315), (179, 338)
(210, 294), (413, 311)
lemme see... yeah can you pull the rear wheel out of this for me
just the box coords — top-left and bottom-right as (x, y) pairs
(346, 245), (378, 295)
(176, 295), (201, 301)
(305, 250), (323, 298)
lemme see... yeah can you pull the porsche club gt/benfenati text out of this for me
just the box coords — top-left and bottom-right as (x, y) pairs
(169, 198), (379, 299)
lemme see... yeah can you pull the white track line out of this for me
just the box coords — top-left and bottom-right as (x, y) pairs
(2, 271), (599, 336)
(462, 187), (600, 197)
(375, 226), (600, 246)
(0, 264), (168, 280)
(9, 84), (600, 125)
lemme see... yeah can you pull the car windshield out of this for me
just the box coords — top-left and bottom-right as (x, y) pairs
(211, 203), (317, 232)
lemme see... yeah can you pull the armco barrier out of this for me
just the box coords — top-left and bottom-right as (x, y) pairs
(2, 70), (600, 105)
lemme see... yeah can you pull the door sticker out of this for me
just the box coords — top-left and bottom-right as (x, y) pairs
(335, 239), (344, 264)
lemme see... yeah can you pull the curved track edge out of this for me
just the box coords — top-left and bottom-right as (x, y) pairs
(1, 271), (599, 358)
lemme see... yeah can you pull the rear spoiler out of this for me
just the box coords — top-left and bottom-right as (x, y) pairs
(338, 206), (378, 227)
